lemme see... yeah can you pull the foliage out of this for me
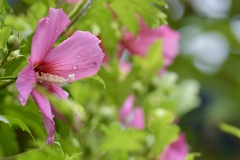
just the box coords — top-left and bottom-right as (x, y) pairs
(0, 0), (202, 159)
(219, 123), (240, 139)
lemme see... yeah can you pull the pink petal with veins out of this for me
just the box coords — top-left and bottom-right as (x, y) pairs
(16, 59), (36, 106)
(39, 31), (104, 80)
(42, 83), (69, 100)
(32, 89), (55, 144)
(31, 8), (70, 66)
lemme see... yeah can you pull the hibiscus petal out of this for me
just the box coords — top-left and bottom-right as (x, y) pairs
(16, 60), (36, 106)
(31, 8), (70, 66)
(41, 31), (104, 80)
(42, 84), (69, 100)
(119, 95), (134, 123)
(159, 25), (180, 66)
(130, 107), (145, 129)
(31, 89), (55, 144)
(160, 133), (188, 160)
(122, 18), (180, 67)
(122, 18), (160, 57)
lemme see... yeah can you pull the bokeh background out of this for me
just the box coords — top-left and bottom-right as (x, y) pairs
(166, 0), (240, 159)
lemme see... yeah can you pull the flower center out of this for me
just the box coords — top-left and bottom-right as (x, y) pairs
(36, 72), (75, 84)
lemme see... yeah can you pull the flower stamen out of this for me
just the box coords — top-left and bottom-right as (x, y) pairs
(36, 72), (75, 84)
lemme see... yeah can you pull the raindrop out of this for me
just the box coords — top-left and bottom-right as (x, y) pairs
(72, 65), (78, 70)
(78, 51), (83, 58)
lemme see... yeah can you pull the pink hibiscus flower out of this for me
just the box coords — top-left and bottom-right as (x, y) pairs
(119, 18), (180, 73)
(160, 133), (188, 160)
(119, 95), (145, 129)
(16, 8), (104, 144)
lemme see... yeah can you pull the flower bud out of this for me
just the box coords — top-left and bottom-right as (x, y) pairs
(7, 49), (22, 61)
(7, 33), (22, 51)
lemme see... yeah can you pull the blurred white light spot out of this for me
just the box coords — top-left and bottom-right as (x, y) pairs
(190, 0), (231, 18)
(181, 26), (229, 74)
(166, 0), (185, 20)
(231, 15), (240, 42)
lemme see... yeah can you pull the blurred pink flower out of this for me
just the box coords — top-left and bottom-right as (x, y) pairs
(16, 8), (104, 144)
(119, 18), (180, 73)
(119, 95), (145, 129)
(160, 133), (188, 160)
(119, 61), (131, 80)
(66, 0), (80, 3)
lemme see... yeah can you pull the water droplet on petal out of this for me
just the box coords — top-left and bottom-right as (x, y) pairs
(78, 51), (84, 58)
(72, 65), (78, 70)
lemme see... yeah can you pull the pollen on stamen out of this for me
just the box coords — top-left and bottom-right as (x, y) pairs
(68, 74), (75, 81)
(36, 72), (68, 84)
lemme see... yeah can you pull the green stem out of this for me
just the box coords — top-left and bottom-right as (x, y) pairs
(0, 76), (17, 81)
(0, 49), (10, 68)
(66, 0), (93, 31)
(68, 0), (85, 20)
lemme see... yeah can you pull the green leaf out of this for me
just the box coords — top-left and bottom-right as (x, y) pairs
(98, 61), (135, 105)
(88, 74), (106, 89)
(16, 145), (66, 160)
(12, 60), (28, 76)
(23, 0), (55, 7)
(110, 0), (167, 35)
(79, 0), (119, 55)
(16, 149), (48, 160)
(219, 123), (240, 139)
(4, 2), (47, 38)
(65, 153), (82, 160)
(0, 124), (19, 156)
(0, 115), (35, 143)
(134, 0), (167, 28)
(132, 39), (163, 84)
(110, 0), (139, 35)
(0, 0), (6, 18)
(176, 80), (200, 116)
(99, 123), (147, 153)
(185, 152), (201, 160)
(0, 26), (11, 49)
(150, 108), (180, 155)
